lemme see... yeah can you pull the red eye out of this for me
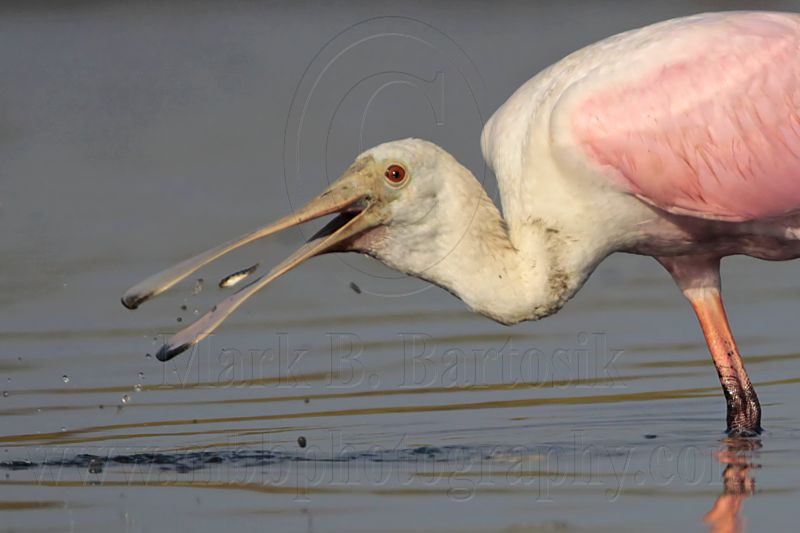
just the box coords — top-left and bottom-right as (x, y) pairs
(384, 164), (406, 184)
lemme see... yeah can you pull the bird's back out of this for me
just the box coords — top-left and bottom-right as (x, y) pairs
(483, 11), (800, 224)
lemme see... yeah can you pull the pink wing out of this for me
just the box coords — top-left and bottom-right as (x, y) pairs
(568, 12), (800, 222)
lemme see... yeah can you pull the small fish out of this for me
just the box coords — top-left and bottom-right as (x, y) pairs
(218, 263), (259, 289)
(349, 282), (362, 294)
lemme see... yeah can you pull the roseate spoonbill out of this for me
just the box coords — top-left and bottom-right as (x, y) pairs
(122, 11), (800, 435)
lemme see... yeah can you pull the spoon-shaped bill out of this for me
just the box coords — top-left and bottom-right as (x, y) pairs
(156, 210), (375, 361)
(121, 172), (368, 310)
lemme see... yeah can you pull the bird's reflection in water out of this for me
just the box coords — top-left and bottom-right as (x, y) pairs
(703, 437), (761, 533)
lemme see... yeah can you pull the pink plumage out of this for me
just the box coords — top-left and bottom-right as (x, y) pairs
(571, 12), (800, 221)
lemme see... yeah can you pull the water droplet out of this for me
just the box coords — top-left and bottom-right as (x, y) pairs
(138, 372), (145, 380)
(121, 394), (130, 404)
(176, 317), (183, 323)
(36, 408), (42, 413)
(62, 375), (70, 383)
(297, 436), (307, 448)
(180, 305), (187, 311)
(2, 391), (8, 398)
(60, 427), (66, 432)
(145, 353), (152, 359)
(193, 309), (199, 315)
(192, 279), (203, 295)
(134, 384), (143, 392)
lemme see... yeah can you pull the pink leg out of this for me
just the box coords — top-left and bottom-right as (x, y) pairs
(659, 256), (762, 436)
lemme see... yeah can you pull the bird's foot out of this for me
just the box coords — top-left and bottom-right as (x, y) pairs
(725, 393), (762, 437)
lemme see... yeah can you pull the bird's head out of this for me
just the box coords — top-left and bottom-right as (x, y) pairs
(301, 137), (455, 258)
(122, 138), (494, 359)
(314, 138), (486, 272)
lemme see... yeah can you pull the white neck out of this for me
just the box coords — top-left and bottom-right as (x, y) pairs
(374, 162), (596, 325)
(421, 200), (583, 325)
